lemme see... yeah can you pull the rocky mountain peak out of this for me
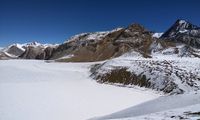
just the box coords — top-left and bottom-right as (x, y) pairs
(175, 19), (198, 31)
(25, 41), (42, 47)
(161, 19), (199, 38)
(160, 19), (200, 48)
(126, 23), (146, 33)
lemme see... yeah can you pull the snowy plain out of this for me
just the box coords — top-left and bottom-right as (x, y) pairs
(0, 60), (159, 120)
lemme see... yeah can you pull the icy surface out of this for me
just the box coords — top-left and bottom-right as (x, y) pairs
(0, 60), (159, 120)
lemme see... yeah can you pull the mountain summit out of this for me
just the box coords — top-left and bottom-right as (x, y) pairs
(161, 19), (199, 38)
(161, 19), (200, 48)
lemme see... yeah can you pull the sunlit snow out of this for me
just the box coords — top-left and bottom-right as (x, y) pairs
(0, 60), (159, 120)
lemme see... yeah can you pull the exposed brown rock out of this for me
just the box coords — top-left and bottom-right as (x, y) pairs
(55, 24), (155, 62)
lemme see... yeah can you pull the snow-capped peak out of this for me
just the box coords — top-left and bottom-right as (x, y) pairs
(175, 19), (198, 31)
(177, 19), (187, 24)
(15, 43), (26, 51)
(2, 42), (57, 54)
(152, 33), (163, 38)
(3, 43), (25, 52)
(161, 19), (200, 38)
(25, 41), (41, 46)
(19, 41), (58, 48)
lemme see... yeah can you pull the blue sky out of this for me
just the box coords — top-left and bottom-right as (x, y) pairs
(0, 0), (200, 46)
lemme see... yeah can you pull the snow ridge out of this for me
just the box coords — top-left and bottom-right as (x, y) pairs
(65, 28), (123, 43)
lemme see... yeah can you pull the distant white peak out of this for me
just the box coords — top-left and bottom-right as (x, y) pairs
(14, 43), (26, 51)
(152, 33), (163, 38)
(1, 42), (57, 53)
(178, 20), (187, 24)
(15, 42), (57, 49)
(3, 43), (25, 52)
(175, 19), (197, 31)
(27, 42), (59, 48)
(24, 41), (41, 46)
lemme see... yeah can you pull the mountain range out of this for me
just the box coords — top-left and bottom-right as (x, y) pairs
(1, 19), (200, 94)
(1, 19), (200, 61)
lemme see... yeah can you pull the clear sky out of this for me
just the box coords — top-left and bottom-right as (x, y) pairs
(0, 0), (200, 46)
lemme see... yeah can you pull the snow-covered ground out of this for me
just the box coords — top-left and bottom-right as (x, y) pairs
(111, 103), (200, 120)
(0, 60), (159, 120)
(89, 54), (200, 120)
(93, 91), (200, 120)
(92, 54), (200, 94)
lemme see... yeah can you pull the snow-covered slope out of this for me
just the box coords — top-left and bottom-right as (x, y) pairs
(93, 91), (200, 120)
(151, 43), (200, 58)
(1, 43), (26, 58)
(91, 55), (200, 94)
(111, 104), (200, 120)
(3, 42), (43, 53)
(65, 28), (123, 43)
(22, 41), (58, 48)
(152, 33), (163, 38)
(0, 60), (159, 120)
(161, 19), (200, 48)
